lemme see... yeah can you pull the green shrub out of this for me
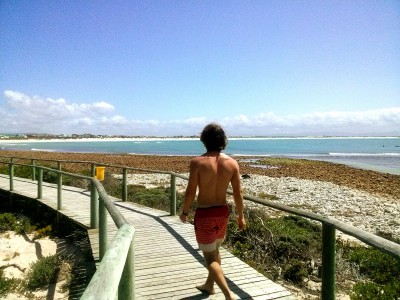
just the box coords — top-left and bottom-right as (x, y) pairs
(126, 185), (184, 212)
(0, 270), (19, 297)
(344, 247), (400, 284)
(42, 169), (59, 183)
(0, 213), (17, 233)
(33, 225), (53, 240)
(0, 213), (34, 234)
(0, 165), (8, 175)
(102, 173), (124, 197)
(351, 280), (400, 300)
(226, 210), (322, 283)
(26, 255), (60, 290)
(339, 244), (400, 299)
(264, 215), (321, 262)
(232, 240), (251, 257)
(14, 215), (34, 234)
(102, 175), (184, 212)
(283, 259), (308, 284)
(13, 165), (33, 178)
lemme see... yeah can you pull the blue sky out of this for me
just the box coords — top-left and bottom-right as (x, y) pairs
(1, 1), (399, 136)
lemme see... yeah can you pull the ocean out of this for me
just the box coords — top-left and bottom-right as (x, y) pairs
(1, 137), (399, 175)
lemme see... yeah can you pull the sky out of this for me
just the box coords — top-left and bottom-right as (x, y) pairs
(1, 1), (399, 137)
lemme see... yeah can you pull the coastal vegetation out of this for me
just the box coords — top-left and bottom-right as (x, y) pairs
(0, 213), (62, 297)
(0, 211), (94, 298)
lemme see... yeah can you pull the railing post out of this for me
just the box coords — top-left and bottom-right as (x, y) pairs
(37, 167), (43, 199)
(90, 184), (99, 229)
(9, 158), (14, 192)
(321, 223), (336, 300)
(91, 163), (96, 178)
(122, 168), (128, 202)
(99, 196), (107, 260)
(170, 173), (177, 216)
(119, 238), (135, 299)
(90, 165), (99, 229)
(57, 161), (62, 210)
(31, 159), (36, 181)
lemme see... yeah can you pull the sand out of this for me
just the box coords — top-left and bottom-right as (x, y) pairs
(0, 232), (70, 299)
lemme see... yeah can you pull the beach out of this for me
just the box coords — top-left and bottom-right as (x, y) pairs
(1, 150), (399, 240)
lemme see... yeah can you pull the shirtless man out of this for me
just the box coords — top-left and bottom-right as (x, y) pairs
(180, 123), (246, 300)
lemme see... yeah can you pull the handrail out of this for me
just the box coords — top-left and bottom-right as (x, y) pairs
(0, 159), (135, 299)
(1, 155), (399, 300)
(82, 177), (134, 299)
(0, 156), (181, 211)
(235, 193), (400, 258)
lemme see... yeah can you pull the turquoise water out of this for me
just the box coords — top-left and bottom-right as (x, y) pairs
(1, 137), (399, 175)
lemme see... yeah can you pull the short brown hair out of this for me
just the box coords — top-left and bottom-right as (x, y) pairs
(200, 123), (227, 152)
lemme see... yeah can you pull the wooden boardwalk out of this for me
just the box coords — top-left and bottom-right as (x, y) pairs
(0, 174), (296, 299)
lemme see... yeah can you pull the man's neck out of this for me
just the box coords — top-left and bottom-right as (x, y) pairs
(204, 151), (222, 157)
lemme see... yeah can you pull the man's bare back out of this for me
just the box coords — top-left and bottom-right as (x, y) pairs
(188, 152), (241, 208)
(182, 150), (244, 228)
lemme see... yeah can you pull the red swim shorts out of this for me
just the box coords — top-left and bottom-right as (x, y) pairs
(194, 205), (230, 252)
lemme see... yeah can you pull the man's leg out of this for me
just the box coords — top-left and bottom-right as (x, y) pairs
(198, 249), (234, 300)
(196, 249), (221, 294)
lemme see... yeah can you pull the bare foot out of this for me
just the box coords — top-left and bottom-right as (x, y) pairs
(226, 292), (237, 300)
(196, 284), (216, 295)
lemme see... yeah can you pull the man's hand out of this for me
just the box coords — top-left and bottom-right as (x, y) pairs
(237, 215), (246, 230)
(180, 213), (188, 223)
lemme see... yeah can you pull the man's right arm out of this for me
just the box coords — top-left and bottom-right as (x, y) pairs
(231, 161), (245, 229)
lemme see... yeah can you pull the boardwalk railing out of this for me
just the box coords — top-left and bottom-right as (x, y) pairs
(1, 155), (400, 300)
(1, 158), (135, 299)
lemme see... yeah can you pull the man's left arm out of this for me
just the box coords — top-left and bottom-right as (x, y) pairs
(180, 160), (198, 222)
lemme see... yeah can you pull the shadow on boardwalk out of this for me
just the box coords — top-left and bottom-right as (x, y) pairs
(115, 202), (254, 299)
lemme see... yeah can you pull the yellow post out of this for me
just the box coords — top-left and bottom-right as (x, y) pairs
(95, 167), (105, 181)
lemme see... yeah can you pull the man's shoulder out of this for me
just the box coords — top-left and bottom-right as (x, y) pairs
(191, 155), (205, 162)
(190, 155), (207, 166)
(220, 153), (237, 161)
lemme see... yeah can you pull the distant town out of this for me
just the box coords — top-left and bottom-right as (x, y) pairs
(1, 133), (398, 140)
(0, 133), (200, 140)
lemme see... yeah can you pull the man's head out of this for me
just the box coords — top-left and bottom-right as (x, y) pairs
(200, 123), (227, 152)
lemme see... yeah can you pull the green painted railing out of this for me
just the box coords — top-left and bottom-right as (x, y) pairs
(0, 158), (135, 299)
(1, 155), (400, 300)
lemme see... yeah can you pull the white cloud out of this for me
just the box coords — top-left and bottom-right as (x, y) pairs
(1, 90), (399, 136)
(221, 108), (400, 136)
(3, 90), (116, 123)
(2, 90), (120, 133)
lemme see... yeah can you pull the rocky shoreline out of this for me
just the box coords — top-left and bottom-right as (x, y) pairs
(117, 172), (400, 242)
